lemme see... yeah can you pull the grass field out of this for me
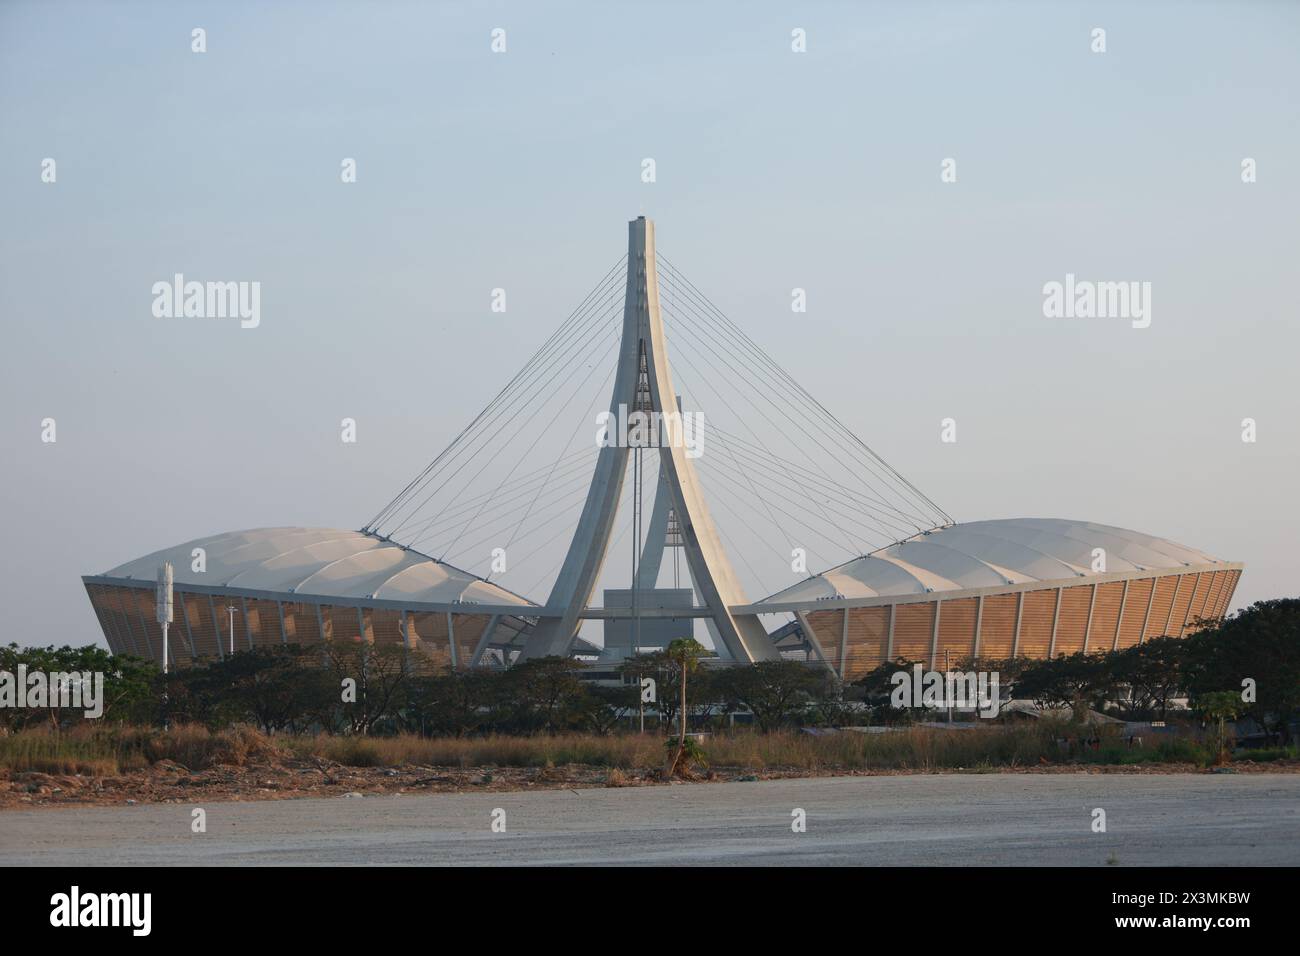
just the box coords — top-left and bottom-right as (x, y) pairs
(3, 722), (1289, 778)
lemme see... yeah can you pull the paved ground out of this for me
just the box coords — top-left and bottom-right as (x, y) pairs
(2, 773), (1298, 866)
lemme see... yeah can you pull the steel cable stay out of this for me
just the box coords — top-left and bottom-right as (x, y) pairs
(407, 467), (599, 555)
(670, 379), (863, 593)
(705, 419), (923, 513)
(392, 446), (595, 535)
(657, 269), (940, 532)
(514, 475), (639, 600)
(658, 300), (925, 546)
(405, 454), (597, 545)
(667, 376), (814, 593)
(657, 254), (951, 529)
(685, 468), (780, 598)
(702, 424), (925, 541)
(380, 288), (626, 537)
(658, 254), (939, 514)
(656, 327), (803, 559)
(439, 479), (599, 572)
(658, 300), (868, 553)
(364, 258), (626, 531)
(362, 241), (952, 622)
(432, 328), (624, 560)
(664, 324), (923, 596)
(656, 277), (937, 532)
(372, 297), (620, 539)
(435, 479), (596, 562)
(668, 278), (953, 532)
(697, 431), (908, 554)
(686, 452), (839, 571)
(384, 297), (623, 541)
(365, 260), (626, 533)
(491, 355), (619, 577)
(437, 329), (624, 562)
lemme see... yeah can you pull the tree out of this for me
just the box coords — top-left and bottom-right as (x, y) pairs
(617, 653), (662, 733)
(0, 643), (158, 732)
(97, 653), (160, 725)
(663, 638), (707, 777)
(1183, 599), (1300, 744)
(223, 646), (315, 734)
(420, 670), (498, 737)
(855, 658), (926, 725)
(810, 676), (857, 728)
(624, 650), (690, 730)
(715, 660), (823, 732)
(500, 656), (589, 734)
(1016, 652), (1114, 722)
(687, 667), (730, 728)
(319, 640), (410, 735)
(1111, 637), (1187, 720)
(956, 655), (1036, 708)
(581, 684), (637, 735)
(1194, 690), (1242, 764)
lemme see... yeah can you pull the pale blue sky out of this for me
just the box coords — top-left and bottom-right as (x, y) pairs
(2, 1), (1297, 648)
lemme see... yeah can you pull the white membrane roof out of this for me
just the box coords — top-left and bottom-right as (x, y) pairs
(97, 527), (537, 608)
(757, 518), (1228, 606)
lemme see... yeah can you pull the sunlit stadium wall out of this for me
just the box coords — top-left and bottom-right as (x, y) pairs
(82, 579), (516, 672)
(794, 566), (1242, 680)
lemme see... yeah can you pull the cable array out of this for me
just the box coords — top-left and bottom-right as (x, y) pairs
(363, 247), (951, 607)
(363, 258), (628, 595)
(655, 253), (951, 596)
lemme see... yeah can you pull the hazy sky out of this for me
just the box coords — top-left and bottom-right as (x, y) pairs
(2, 0), (1297, 649)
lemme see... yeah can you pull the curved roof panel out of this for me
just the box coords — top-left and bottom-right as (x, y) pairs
(97, 527), (537, 608)
(757, 518), (1228, 606)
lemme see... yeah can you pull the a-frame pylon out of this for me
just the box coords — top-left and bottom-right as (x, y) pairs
(521, 217), (780, 662)
(636, 440), (731, 660)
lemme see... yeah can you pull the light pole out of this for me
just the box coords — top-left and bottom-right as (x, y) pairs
(156, 562), (173, 675)
(638, 668), (645, 734)
(945, 648), (953, 724)
(227, 605), (238, 655)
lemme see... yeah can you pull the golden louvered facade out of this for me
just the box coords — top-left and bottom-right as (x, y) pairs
(83, 581), (519, 673)
(84, 523), (1242, 675)
(797, 567), (1242, 681)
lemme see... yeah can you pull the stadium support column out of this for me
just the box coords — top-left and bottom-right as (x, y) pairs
(638, 435), (728, 658)
(838, 608), (849, 679)
(470, 615), (502, 668)
(522, 216), (780, 662)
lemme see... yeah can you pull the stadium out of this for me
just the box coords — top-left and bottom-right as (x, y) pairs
(83, 218), (1242, 677)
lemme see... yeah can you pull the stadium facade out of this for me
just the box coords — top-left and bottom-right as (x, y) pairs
(83, 219), (1241, 674)
(752, 518), (1240, 680)
(83, 527), (543, 671)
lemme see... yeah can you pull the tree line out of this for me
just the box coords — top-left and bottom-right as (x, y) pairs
(2, 598), (1296, 741)
(858, 598), (1300, 742)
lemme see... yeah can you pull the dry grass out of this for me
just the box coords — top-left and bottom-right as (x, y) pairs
(0, 722), (1229, 777)
(701, 726), (1055, 771)
(284, 726), (1061, 771)
(0, 723), (284, 776)
(283, 732), (666, 769)
(604, 768), (630, 787)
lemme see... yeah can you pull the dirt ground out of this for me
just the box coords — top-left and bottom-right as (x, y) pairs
(5, 771), (1300, 866)
(3, 755), (1297, 810)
